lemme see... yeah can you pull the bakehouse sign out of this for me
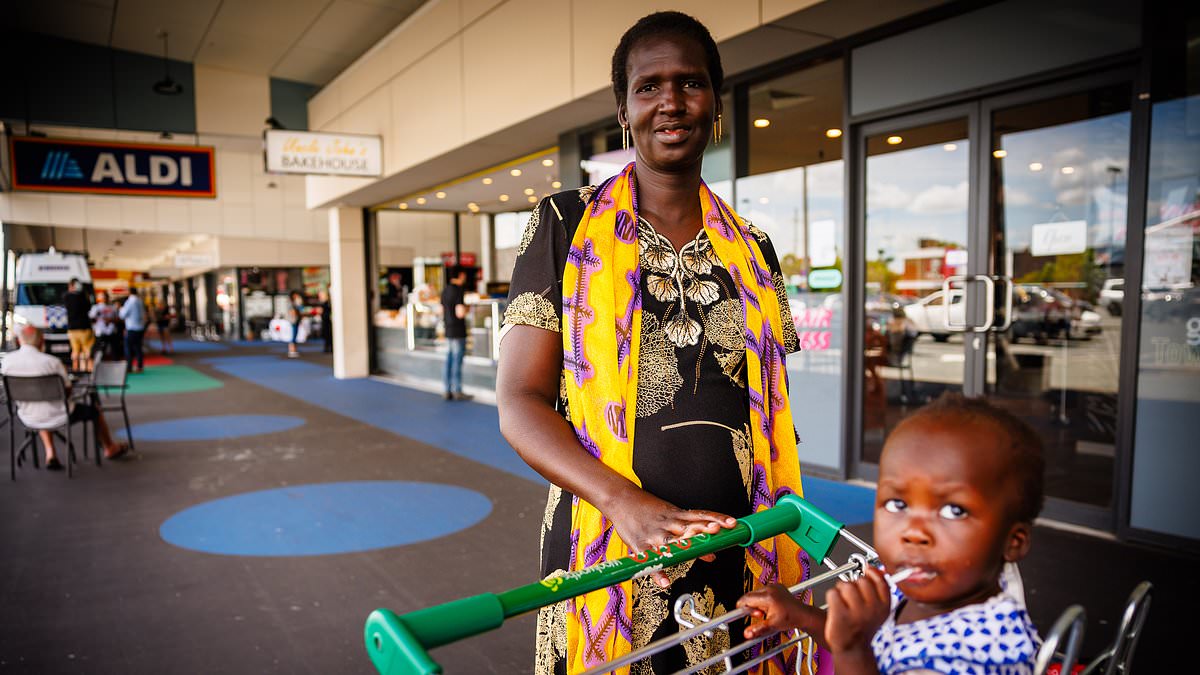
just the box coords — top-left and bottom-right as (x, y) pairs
(9, 136), (216, 197)
(264, 130), (382, 177)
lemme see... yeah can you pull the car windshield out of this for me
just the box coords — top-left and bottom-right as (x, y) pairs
(16, 283), (93, 306)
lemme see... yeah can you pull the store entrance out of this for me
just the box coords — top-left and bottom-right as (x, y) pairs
(854, 73), (1134, 527)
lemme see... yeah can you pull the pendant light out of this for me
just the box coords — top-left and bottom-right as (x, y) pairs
(153, 30), (183, 96)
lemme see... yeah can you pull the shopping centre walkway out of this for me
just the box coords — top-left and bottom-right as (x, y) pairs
(0, 340), (1190, 673)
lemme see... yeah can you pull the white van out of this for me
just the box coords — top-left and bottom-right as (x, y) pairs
(14, 249), (93, 359)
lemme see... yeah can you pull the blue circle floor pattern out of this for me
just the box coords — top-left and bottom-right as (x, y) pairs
(118, 414), (306, 442)
(160, 481), (493, 556)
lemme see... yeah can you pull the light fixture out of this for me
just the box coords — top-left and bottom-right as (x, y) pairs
(527, 195), (537, 203)
(436, 191), (446, 199)
(943, 143), (957, 151)
(510, 169), (522, 177)
(542, 158), (554, 167)
(825, 128), (842, 138)
(398, 202), (408, 209)
(758, 197), (769, 204)
(264, 117), (285, 130)
(152, 30), (183, 96)
(1061, 166), (1075, 175)
(886, 136), (902, 145)
(753, 118), (771, 128)
(524, 188), (535, 195)
(499, 194), (509, 202)
(416, 197), (427, 205)
(467, 202), (479, 212)
(551, 181), (562, 189)
(482, 177), (493, 185)
(1029, 162), (1043, 172)
(992, 149), (1008, 158)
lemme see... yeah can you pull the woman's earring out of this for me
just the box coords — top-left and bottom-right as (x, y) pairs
(622, 124), (630, 151)
(713, 114), (723, 145)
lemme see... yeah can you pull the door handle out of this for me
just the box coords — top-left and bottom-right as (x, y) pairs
(941, 275), (969, 331)
(973, 275), (996, 333)
(993, 276), (1014, 332)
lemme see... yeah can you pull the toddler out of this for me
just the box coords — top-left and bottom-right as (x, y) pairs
(738, 393), (1044, 674)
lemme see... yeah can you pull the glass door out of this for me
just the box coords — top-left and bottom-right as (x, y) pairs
(859, 110), (974, 465)
(981, 79), (1133, 517)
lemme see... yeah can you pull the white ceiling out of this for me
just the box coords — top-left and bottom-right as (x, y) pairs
(378, 150), (562, 215)
(6, 0), (428, 85)
(7, 223), (208, 272)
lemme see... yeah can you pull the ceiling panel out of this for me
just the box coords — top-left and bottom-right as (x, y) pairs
(11, 0), (115, 47)
(271, 46), (354, 85)
(296, 0), (406, 55)
(110, 0), (222, 61)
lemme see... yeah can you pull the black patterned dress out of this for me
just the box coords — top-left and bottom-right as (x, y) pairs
(502, 187), (799, 675)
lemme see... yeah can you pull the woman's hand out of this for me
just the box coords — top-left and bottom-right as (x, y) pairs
(737, 583), (827, 643)
(604, 487), (735, 588)
(824, 567), (890, 655)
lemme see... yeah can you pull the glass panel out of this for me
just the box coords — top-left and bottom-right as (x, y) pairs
(862, 118), (970, 465)
(986, 84), (1132, 508)
(493, 209), (533, 283)
(737, 60), (845, 470)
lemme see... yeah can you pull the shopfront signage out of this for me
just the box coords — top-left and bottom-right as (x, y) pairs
(174, 253), (216, 268)
(808, 268), (843, 289)
(1031, 220), (1087, 256)
(264, 130), (382, 177)
(9, 136), (216, 197)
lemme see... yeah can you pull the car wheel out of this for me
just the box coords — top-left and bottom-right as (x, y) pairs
(932, 333), (949, 343)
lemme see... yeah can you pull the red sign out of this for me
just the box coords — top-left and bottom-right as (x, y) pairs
(459, 252), (477, 267)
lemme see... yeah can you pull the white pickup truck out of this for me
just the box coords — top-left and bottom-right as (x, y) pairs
(13, 249), (93, 360)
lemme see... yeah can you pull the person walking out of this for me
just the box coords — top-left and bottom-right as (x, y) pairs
(63, 278), (95, 372)
(318, 289), (333, 354)
(154, 300), (174, 354)
(119, 288), (147, 373)
(440, 267), (471, 401)
(287, 291), (305, 359)
(89, 291), (119, 360)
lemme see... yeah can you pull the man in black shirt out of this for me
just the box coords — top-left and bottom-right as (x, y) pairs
(63, 278), (95, 372)
(440, 267), (471, 401)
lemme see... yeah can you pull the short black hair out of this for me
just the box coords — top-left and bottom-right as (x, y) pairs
(69, 277), (80, 287)
(129, 288), (139, 295)
(611, 11), (724, 105)
(906, 391), (1045, 524)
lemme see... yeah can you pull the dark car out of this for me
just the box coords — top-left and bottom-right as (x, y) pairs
(1010, 284), (1075, 344)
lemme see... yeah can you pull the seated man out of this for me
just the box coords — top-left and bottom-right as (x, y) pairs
(2, 325), (130, 470)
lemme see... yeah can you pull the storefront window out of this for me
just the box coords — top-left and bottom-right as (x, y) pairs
(493, 209), (533, 282)
(737, 59), (845, 470)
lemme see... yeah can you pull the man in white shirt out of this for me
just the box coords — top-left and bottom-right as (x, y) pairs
(2, 325), (129, 470)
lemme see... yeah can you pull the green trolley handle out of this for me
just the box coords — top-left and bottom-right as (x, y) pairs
(364, 494), (846, 675)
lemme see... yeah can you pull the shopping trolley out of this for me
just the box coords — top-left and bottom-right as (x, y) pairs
(364, 494), (887, 675)
(1034, 581), (1153, 675)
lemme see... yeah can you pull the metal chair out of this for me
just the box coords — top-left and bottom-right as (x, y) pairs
(70, 352), (104, 466)
(93, 359), (134, 452)
(1081, 582), (1153, 674)
(886, 329), (918, 404)
(3, 374), (81, 479)
(1035, 605), (1087, 675)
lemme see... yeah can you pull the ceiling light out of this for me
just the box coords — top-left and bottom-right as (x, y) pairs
(1061, 166), (1075, 175)
(152, 30), (183, 96)
(825, 128), (842, 138)
(542, 158), (554, 167)
(551, 181), (562, 189)
(1029, 162), (1043, 172)
(416, 197), (426, 205)
(527, 195), (537, 203)
(524, 188), (535, 195)
(435, 191), (447, 199)
(943, 143), (957, 151)
(510, 169), (522, 177)
(753, 118), (771, 128)
(886, 136), (902, 145)
(499, 194), (510, 202)
(398, 202), (408, 209)
(467, 203), (479, 212)
(992, 149), (1007, 158)
(482, 177), (493, 185)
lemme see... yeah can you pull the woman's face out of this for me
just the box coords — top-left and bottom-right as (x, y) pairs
(620, 34), (718, 174)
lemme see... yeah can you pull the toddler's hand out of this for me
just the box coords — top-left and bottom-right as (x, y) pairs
(824, 567), (891, 653)
(737, 584), (824, 641)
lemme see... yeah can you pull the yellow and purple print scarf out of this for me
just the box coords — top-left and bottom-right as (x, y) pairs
(561, 162), (808, 674)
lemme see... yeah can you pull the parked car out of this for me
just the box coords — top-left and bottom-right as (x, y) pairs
(903, 290), (964, 341)
(1010, 284), (1101, 343)
(1099, 278), (1124, 316)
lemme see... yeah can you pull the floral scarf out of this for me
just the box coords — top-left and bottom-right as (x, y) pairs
(560, 162), (807, 674)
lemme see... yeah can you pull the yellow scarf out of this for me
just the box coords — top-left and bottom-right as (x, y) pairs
(560, 163), (808, 673)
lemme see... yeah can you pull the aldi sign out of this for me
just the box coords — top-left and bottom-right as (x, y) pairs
(9, 136), (216, 197)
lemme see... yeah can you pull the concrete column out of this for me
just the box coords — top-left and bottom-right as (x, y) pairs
(329, 206), (369, 379)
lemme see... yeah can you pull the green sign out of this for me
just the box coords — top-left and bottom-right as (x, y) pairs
(809, 268), (843, 289)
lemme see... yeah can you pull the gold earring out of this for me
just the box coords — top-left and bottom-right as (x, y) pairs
(622, 124), (630, 151)
(713, 114), (723, 145)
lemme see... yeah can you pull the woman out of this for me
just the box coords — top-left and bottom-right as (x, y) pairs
(497, 12), (809, 675)
(156, 300), (175, 354)
(287, 291), (305, 358)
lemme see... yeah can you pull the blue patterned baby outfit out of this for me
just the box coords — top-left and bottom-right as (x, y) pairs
(871, 587), (1040, 674)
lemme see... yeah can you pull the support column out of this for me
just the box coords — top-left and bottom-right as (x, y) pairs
(329, 206), (369, 379)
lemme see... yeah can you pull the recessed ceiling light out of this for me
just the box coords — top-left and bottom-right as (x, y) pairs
(1029, 162), (1043, 171)
(416, 197), (426, 205)
(753, 118), (770, 128)
(1061, 166), (1075, 175)
(825, 128), (842, 138)
(551, 181), (562, 189)
(398, 202), (408, 209)
(436, 191), (446, 199)
(542, 158), (554, 167)
(482, 177), (493, 185)
(467, 202), (479, 212)
(510, 169), (522, 177)
(758, 197), (769, 204)
(524, 188), (535, 195)
(992, 149), (1007, 158)
(943, 143), (957, 151)
(499, 194), (510, 202)
(527, 195), (537, 203)
(886, 135), (902, 145)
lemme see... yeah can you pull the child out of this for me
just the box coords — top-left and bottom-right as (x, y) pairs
(738, 393), (1044, 674)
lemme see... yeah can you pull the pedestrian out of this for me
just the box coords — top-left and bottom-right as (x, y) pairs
(155, 300), (174, 354)
(119, 288), (147, 373)
(63, 278), (95, 372)
(89, 290), (119, 360)
(287, 291), (305, 359)
(440, 267), (471, 401)
(318, 289), (333, 354)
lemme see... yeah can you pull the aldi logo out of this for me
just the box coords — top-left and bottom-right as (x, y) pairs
(10, 136), (216, 198)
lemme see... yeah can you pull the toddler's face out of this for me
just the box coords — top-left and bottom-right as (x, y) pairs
(874, 417), (1023, 613)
